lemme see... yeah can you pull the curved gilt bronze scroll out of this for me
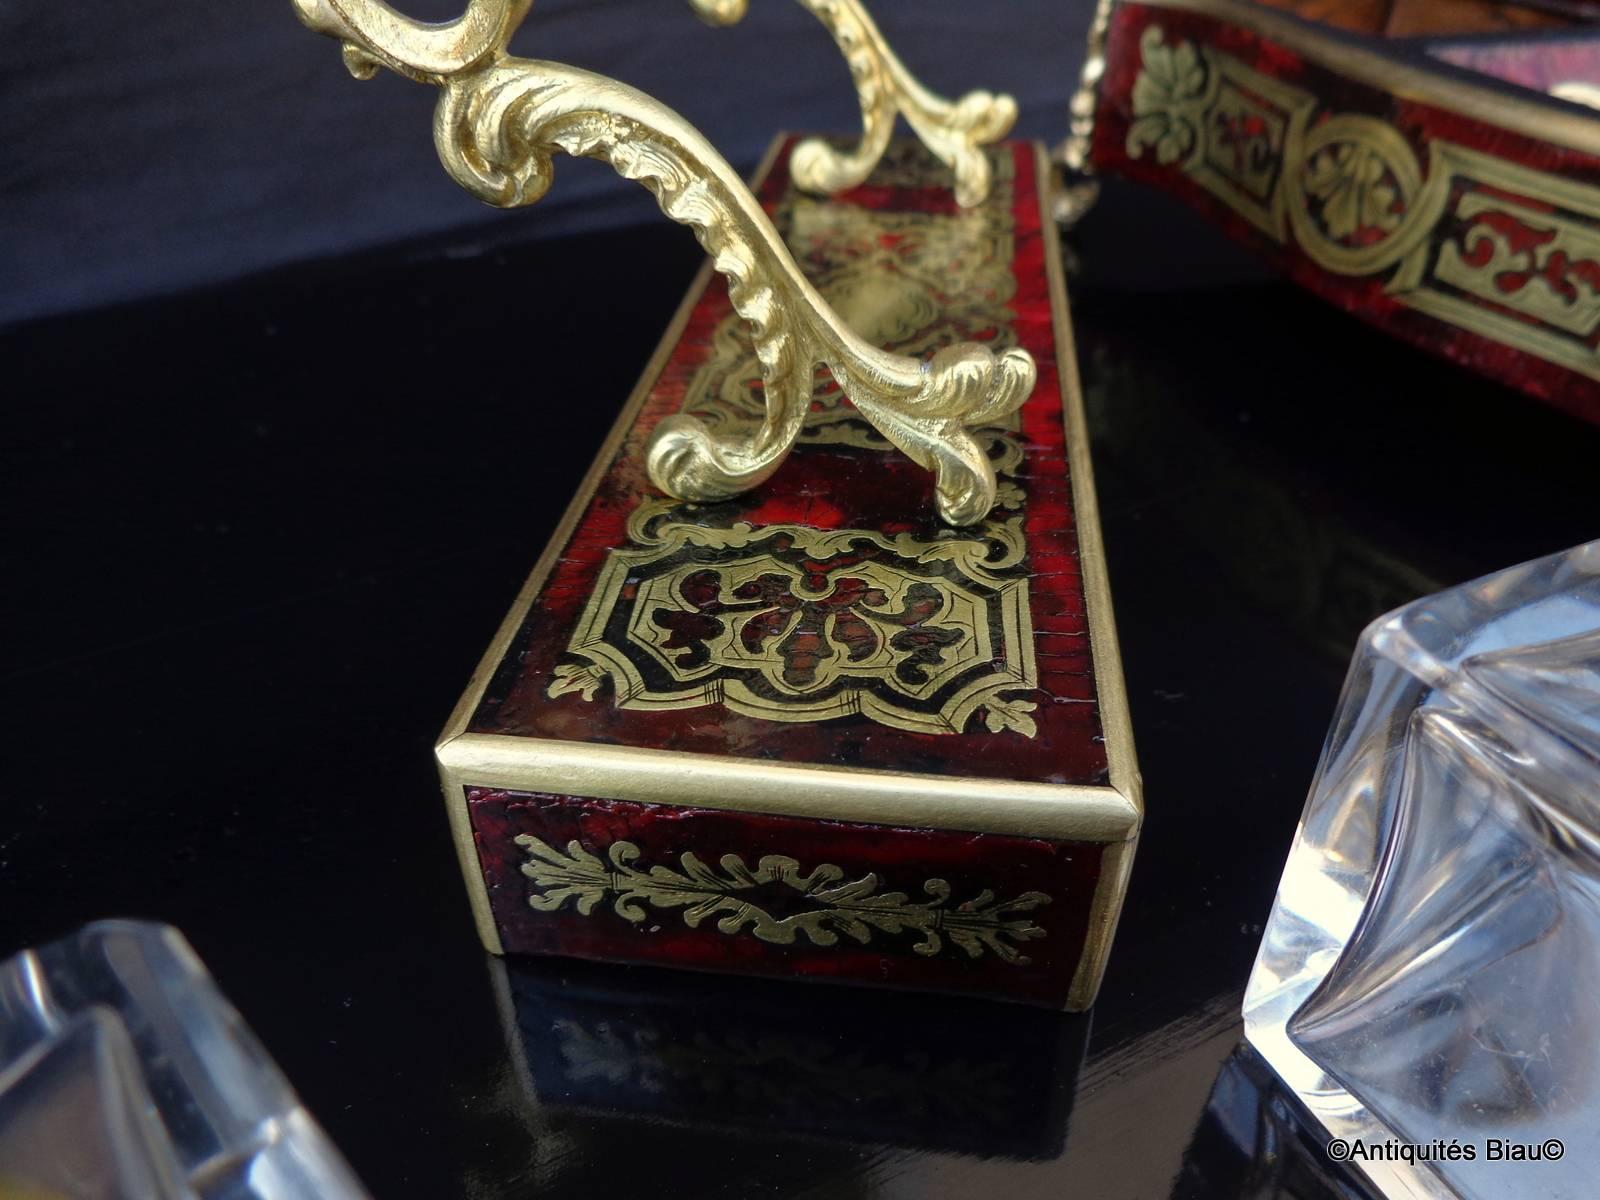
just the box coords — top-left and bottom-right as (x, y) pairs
(294, 0), (1035, 526)
(689, 0), (1018, 208)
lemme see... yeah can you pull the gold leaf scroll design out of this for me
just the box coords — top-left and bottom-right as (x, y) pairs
(294, 1), (1037, 526)
(548, 497), (1039, 737)
(1127, 25), (1600, 380)
(516, 835), (1052, 964)
(688, 0), (1018, 208)
(681, 154), (1025, 465)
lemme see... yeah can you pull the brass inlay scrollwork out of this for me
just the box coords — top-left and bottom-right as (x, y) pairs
(294, 0), (1036, 525)
(548, 496), (1040, 737)
(1127, 24), (1600, 381)
(1434, 195), (1600, 338)
(688, 0), (1017, 207)
(516, 835), (1052, 963)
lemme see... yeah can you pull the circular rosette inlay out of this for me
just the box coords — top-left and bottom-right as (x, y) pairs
(1289, 115), (1426, 275)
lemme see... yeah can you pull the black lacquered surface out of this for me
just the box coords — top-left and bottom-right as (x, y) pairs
(4, 178), (1598, 1198)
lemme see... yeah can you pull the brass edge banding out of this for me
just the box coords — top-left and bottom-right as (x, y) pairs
(1039, 142), (1144, 1011)
(438, 278), (705, 952)
(439, 257), (716, 949)
(1140, 0), (1600, 159)
(441, 763), (505, 954)
(1040, 143), (1142, 818)
(440, 733), (1140, 843)
(1068, 838), (1138, 1010)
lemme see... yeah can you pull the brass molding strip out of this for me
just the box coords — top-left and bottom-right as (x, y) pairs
(438, 132), (790, 750)
(1039, 143), (1144, 1008)
(1043, 145), (1142, 822)
(440, 733), (1140, 844)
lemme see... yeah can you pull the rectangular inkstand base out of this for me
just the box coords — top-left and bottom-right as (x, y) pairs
(437, 138), (1141, 1010)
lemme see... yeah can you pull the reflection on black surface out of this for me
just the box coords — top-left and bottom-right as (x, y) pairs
(1174, 1043), (1375, 1200)
(492, 956), (1086, 1172)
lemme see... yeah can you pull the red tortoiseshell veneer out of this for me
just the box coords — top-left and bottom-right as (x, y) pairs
(436, 139), (1141, 1010)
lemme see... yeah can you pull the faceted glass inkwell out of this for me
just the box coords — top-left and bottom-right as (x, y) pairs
(1245, 541), (1600, 1200)
(0, 921), (366, 1199)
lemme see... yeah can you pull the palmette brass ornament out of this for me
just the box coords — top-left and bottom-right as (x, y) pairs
(293, 0), (1037, 525)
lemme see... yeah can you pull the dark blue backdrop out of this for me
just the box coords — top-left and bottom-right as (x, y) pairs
(1, 1), (1086, 326)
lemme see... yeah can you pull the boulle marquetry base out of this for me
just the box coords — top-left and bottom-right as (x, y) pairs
(438, 138), (1141, 1010)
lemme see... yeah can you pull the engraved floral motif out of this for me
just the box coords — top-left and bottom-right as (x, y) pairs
(1126, 26), (1209, 166)
(516, 835), (1052, 964)
(653, 569), (964, 691)
(1304, 143), (1402, 240)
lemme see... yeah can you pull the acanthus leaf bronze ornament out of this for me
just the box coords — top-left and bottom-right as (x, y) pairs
(687, 0), (1019, 208)
(294, 0), (1036, 526)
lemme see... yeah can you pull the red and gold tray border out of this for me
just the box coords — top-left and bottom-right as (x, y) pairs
(1087, 0), (1600, 419)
